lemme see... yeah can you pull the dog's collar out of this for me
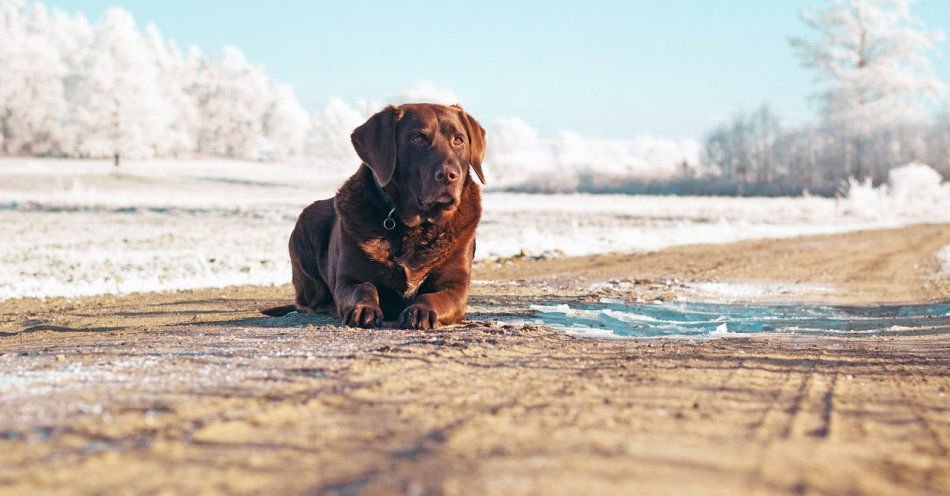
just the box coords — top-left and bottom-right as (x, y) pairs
(372, 174), (398, 231)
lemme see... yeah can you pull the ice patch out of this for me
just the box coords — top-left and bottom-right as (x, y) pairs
(709, 323), (737, 338)
(555, 324), (625, 340)
(523, 301), (950, 339)
(530, 304), (659, 323)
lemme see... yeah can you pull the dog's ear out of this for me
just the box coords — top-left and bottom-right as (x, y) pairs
(453, 105), (487, 185)
(351, 105), (399, 187)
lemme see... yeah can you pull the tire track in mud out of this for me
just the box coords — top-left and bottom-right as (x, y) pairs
(880, 362), (950, 493)
(809, 370), (838, 439)
(844, 360), (950, 495)
(744, 346), (842, 492)
(780, 355), (821, 441)
(744, 367), (801, 491)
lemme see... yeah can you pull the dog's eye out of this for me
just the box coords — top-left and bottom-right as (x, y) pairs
(410, 134), (427, 146)
(452, 135), (464, 147)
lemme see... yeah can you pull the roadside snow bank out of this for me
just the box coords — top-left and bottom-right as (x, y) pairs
(842, 163), (950, 223)
(1, 159), (948, 300)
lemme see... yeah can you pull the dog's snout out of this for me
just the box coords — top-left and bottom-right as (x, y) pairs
(434, 164), (460, 184)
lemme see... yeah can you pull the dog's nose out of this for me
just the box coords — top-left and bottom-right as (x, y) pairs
(434, 164), (460, 184)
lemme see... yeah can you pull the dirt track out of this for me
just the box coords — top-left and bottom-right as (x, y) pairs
(1, 225), (949, 495)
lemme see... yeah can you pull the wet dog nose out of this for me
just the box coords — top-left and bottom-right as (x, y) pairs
(434, 165), (460, 184)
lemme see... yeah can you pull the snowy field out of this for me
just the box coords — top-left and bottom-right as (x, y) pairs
(2, 158), (950, 301)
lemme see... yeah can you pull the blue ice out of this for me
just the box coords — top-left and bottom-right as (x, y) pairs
(527, 301), (950, 338)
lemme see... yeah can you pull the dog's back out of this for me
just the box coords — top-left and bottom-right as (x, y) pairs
(287, 198), (336, 313)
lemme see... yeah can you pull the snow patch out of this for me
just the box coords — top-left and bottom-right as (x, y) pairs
(685, 282), (835, 303)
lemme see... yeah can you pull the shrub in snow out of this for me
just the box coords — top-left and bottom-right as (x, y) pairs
(887, 162), (948, 203)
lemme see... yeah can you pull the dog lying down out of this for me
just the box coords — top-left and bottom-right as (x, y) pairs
(262, 103), (485, 329)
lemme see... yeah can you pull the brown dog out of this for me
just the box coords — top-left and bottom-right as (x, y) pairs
(262, 103), (485, 329)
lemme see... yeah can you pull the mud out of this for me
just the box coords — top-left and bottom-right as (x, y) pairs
(1, 225), (948, 495)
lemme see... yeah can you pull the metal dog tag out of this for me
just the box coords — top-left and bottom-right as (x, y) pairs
(383, 209), (397, 230)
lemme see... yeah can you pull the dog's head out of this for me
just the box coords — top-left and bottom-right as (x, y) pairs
(351, 103), (485, 227)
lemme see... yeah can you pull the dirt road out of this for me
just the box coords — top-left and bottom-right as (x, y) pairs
(1, 225), (948, 495)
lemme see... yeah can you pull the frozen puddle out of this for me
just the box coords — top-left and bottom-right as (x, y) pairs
(525, 301), (950, 339)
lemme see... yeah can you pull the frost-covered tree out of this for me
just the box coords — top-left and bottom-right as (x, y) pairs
(0, 1), (88, 155)
(790, 0), (945, 178)
(703, 105), (782, 184)
(306, 97), (375, 165)
(390, 80), (459, 105)
(188, 47), (273, 158)
(0, 2), (312, 163)
(484, 116), (700, 192)
(144, 23), (197, 157)
(261, 82), (309, 159)
(791, 0), (945, 126)
(927, 105), (950, 176)
(67, 8), (167, 167)
(486, 116), (547, 186)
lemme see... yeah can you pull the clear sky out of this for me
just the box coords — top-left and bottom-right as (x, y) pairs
(46, 0), (950, 139)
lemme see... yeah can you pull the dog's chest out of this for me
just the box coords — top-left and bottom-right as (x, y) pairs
(396, 265), (428, 298)
(359, 235), (443, 299)
(382, 260), (430, 300)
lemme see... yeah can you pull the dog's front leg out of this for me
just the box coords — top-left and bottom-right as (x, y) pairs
(398, 277), (468, 330)
(336, 280), (383, 328)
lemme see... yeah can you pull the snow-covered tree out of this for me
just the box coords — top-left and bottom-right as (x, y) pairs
(790, 0), (945, 178)
(486, 116), (700, 192)
(1, 2), (314, 163)
(703, 105), (782, 183)
(306, 97), (375, 165)
(390, 81), (459, 105)
(144, 23), (197, 157)
(0, 1), (88, 155)
(187, 47), (274, 159)
(486, 116), (547, 186)
(791, 0), (945, 127)
(261, 82), (309, 159)
(927, 104), (950, 176)
(67, 8), (167, 166)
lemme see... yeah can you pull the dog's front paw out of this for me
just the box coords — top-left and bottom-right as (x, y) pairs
(342, 302), (383, 328)
(397, 303), (438, 330)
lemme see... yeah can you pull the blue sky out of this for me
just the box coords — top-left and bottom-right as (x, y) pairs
(47, 0), (950, 139)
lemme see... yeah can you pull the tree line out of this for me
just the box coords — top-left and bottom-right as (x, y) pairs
(2, 0), (948, 195)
